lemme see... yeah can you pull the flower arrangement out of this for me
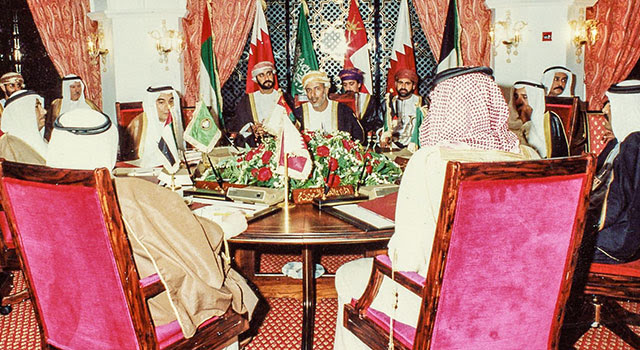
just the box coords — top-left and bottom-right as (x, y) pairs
(206, 130), (402, 190)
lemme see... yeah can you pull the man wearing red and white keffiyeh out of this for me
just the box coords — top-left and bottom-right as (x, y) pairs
(333, 67), (539, 350)
(419, 71), (520, 153)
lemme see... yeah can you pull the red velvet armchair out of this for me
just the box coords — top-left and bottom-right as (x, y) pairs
(0, 160), (248, 349)
(344, 155), (595, 349)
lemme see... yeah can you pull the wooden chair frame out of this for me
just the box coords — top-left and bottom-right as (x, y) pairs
(344, 156), (595, 350)
(0, 160), (248, 349)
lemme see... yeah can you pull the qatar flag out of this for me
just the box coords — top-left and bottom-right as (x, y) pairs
(246, 0), (278, 94)
(344, 0), (372, 94)
(386, 0), (416, 94)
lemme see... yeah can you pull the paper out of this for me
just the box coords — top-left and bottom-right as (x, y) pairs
(191, 197), (269, 219)
(332, 203), (395, 229)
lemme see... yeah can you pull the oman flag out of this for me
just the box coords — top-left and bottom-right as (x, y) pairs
(246, 0), (279, 93)
(199, 3), (224, 129)
(344, 0), (372, 94)
(386, 0), (416, 94)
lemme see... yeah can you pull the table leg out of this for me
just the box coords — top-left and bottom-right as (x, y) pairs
(233, 248), (256, 279)
(301, 245), (315, 350)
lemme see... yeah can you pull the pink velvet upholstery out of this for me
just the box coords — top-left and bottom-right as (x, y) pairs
(430, 175), (586, 349)
(2, 178), (140, 349)
(376, 254), (426, 286)
(0, 211), (13, 248)
(350, 299), (416, 348)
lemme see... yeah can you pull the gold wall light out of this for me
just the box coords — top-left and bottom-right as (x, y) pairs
(569, 9), (599, 64)
(149, 20), (184, 70)
(87, 24), (109, 72)
(491, 10), (527, 63)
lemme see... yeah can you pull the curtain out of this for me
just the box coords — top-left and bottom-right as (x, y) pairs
(26, 0), (102, 108)
(585, 0), (640, 109)
(413, 0), (491, 68)
(182, 0), (255, 107)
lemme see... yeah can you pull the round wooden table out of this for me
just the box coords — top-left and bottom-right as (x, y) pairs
(229, 204), (393, 350)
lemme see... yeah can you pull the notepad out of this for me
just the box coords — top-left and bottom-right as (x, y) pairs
(331, 203), (395, 230)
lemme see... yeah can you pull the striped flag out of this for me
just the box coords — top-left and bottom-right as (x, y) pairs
(246, 0), (279, 94)
(437, 0), (462, 72)
(199, 4), (225, 129)
(290, 0), (319, 99)
(344, 0), (372, 94)
(386, 0), (416, 94)
(158, 111), (181, 174)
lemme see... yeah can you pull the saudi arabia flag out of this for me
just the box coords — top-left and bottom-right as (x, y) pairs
(200, 4), (225, 129)
(290, 0), (319, 98)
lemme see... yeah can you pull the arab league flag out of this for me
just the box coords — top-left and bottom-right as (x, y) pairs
(344, 0), (372, 94)
(158, 111), (181, 174)
(246, 0), (279, 94)
(290, 0), (319, 98)
(386, 0), (416, 94)
(436, 0), (462, 73)
(200, 4), (225, 129)
(184, 100), (221, 153)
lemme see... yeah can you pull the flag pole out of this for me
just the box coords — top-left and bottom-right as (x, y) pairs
(281, 153), (295, 209)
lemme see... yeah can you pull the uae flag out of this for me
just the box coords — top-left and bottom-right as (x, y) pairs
(246, 0), (278, 93)
(200, 4), (225, 129)
(344, 0), (372, 94)
(386, 0), (416, 94)
(437, 0), (462, 72)
(290, 0), (319, 98)
(158, 111), (181, 174)
(183, 100), (221, 153)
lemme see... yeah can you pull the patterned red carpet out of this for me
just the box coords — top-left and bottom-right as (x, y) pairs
(2, 271), (640, 349)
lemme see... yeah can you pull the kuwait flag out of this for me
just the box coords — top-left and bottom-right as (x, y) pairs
(246, 0), (278, 94)
(290, 0), (319, 98)
(386, 0), (416, 94)
(344, 0), (372, 94)
(437, 0), (462, 72)
(199, 4), (225, 129)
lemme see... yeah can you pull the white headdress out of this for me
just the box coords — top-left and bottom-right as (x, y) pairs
(139, 85), (183, 168)
(1, 90), (48, 159)
(47, 109), (118, 170)
(541, 66), (573, 97)
(513, 81), (547, 157)
(59, 74), (92, 114)
(606, 80), (640, 143)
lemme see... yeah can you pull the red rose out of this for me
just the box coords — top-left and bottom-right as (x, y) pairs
(328, 157), (338, 171)
(364, 152), (372, 160)
(302, 134), (311, 143)
(316, 145), (330, 157)
(237, 157), (243, 163)
(261, 150), (273, 165)
(257, 167), (272, 182)
(341, 139), (353, 151)
(355, 152), (362, 161)
(245, 151), (255, 161)
(331, 175), (341, 188)
(324, 134), (333, 139)
(251, 168), (259, 177)
(366, 165), (373, 174)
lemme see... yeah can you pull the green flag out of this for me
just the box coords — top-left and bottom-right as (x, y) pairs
(183, 101), (221, 153)
(200, 5), (225, 129)
(290, 0), (319, 97)
(410, 105), (425, 147)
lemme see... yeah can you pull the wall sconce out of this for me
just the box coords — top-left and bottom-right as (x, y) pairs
(87, 24), (109, 72)
(149, 20), (184, 70)
(569, 9), (599, 64)
(10, 12), (23, 73)
(492, 11), (527, 63)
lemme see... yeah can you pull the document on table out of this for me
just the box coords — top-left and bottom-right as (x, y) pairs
(331, 203), (395, 230)
(191, 197), (278, 221)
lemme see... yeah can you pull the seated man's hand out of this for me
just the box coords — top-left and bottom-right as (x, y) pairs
(379, 131), (392, 148)
(251, 122), (266, 138)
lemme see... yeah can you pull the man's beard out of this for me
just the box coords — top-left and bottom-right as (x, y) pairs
(258, 80), (274, 90)
(397, 88), (412, 98)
